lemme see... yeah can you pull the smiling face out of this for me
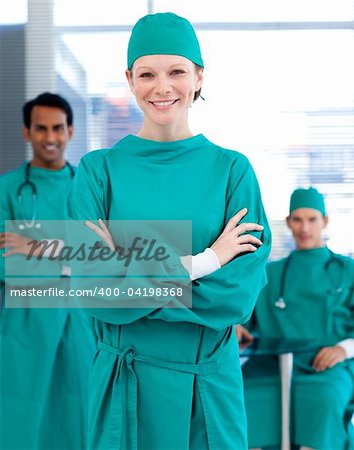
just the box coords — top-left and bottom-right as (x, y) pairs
(286, 208), (328, 250)
(126, 54), (203, 138)
(23, 105), (73, 169)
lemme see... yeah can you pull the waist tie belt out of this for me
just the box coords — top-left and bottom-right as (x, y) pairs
(97, 341), (219, 450)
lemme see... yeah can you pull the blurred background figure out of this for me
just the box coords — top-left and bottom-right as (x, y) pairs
(0, 93), (95, 449)
(238, 187), (354, 450)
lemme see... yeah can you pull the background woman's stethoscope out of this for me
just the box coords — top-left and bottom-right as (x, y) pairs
(16, 161), (75, 230)
(275, 250), (345, 309)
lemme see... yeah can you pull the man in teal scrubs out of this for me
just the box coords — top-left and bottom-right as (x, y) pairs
(238, 187), (354, 450)
(0, 93), (94, 449)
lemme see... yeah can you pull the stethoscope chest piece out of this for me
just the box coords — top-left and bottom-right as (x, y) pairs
(275, 297), (287, 309)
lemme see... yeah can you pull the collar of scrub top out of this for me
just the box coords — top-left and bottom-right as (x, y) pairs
(16, 160), (75, 230)
(274, 248), (345, 309)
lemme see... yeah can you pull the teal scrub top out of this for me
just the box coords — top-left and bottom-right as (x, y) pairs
(0, 163), (95, 450)
(243, 247), (354, 449)
(66, 134), (272, 449)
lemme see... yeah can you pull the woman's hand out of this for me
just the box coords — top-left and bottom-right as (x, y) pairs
(85, 219), (116, 251)
(235, 325), (254, 349)
(210, 208), (263, 266)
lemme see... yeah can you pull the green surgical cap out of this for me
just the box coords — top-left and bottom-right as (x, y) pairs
(127, 12), (204, 70)
(289, 187), (326, 215)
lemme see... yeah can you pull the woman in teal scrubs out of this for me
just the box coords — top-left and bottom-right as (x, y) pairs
(67, 13), (271, 449)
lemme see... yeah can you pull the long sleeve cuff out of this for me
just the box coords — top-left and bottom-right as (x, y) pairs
(41, 239), (65, 258)
(61, 265), (71, 277)
(41, 240), (70, 277)
(180, 248), (221, 281)
(337, 338), (354, 359)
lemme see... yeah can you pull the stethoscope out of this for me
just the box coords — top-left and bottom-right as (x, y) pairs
(274, 249), (345, 309)
(16, 161), (75, 230)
